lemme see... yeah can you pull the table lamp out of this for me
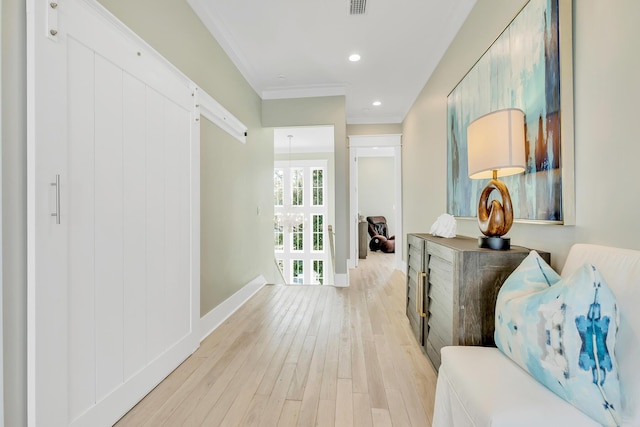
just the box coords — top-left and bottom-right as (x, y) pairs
(467, 108), (526, 250)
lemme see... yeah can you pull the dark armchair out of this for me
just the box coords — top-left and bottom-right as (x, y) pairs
(366, 216), (395, 253)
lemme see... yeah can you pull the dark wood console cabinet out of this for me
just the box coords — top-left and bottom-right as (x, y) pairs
(406, 234), (550, 370)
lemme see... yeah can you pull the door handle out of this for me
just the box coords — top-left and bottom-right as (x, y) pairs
(51, 174), (60, 224)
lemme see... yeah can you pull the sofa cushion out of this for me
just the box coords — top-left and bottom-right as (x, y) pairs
(434, 346), (600, 427)
(495, 251), (622, 426)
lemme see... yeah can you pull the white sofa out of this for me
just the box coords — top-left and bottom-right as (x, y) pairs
(432, 244), (640, 426)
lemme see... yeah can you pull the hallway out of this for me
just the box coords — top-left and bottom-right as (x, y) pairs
(116, 251), (437, 426)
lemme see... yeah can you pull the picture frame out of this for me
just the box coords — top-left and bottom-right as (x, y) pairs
(446, 0), (574, 224)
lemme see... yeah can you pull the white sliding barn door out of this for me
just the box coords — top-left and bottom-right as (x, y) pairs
(27, 1), (200, 426)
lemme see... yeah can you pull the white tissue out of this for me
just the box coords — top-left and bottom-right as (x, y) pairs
(429, 213), (457, 238)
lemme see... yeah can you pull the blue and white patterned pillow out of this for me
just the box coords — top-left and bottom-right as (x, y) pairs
(495, 251), (622, 426)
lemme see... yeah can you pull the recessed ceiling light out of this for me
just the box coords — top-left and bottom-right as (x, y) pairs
(348, 53), (361, 62)
(372, 101), (382, 106)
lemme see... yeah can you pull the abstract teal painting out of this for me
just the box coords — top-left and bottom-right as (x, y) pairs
(447, 0), (570, 222)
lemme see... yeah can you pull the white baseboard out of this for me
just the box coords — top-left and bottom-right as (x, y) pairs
(199, 275), (267, 341)
(334, 272), (349, 287)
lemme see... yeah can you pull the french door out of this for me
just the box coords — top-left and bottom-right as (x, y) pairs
(27, 1), (199, 425)
(274, 160), (328, 285)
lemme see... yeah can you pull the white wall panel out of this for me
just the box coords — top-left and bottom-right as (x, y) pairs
(163, 102), (181, 347)
(67, 36), (97, 420)
(94, 54), (125, 402)
(163, 102), (185, 346)
(123, 73), (148, 380)
(179, 109), (193, 340)
(28, 1), (200, 424)
(145, 87), (167, 361)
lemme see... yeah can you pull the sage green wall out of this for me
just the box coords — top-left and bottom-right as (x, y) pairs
(403, 0), (640, 269)
(96, 0), (275, 320)
(263, 97), (349, 276)
(358, 157), (396, 235)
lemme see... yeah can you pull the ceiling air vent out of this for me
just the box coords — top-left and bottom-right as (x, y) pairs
(349, 0), (367, 15)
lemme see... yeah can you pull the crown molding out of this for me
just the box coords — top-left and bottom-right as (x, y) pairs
(347, 115), (404, 125)
(262, 85), (347, 100)
(187, 0), (262, 95)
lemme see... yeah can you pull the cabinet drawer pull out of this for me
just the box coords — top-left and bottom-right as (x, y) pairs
(51, 174), (61, 224)
(415, 272), (421, 315)
(416, 271), (427, 318)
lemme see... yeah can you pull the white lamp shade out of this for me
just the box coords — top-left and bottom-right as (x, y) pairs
(467, 108), (526, 179)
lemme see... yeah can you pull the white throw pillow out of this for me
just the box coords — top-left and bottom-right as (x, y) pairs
(495, 251), (622, 426)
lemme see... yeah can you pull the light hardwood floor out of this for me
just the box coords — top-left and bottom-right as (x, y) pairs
(115, 251), (438, 426)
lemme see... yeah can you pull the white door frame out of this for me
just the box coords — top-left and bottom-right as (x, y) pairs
(0, 0), (4, 423)
(348, 134), (403, 271)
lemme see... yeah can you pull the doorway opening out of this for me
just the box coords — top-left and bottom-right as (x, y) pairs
(348, 134), (403, 270)
(274, 126), (335, 285)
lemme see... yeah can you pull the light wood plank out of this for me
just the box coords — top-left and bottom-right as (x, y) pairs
(277, 400), (301, 427)
(257, 362), (297, 427)
(374, 335), (401, 391)
(257, 288), (325, 397)
(319, 289), (343, 400)
(316, 399), (336, 427)
(363, 338), (388, 410)
(221, 287), (323, 426)
(165, 288), (308, 426)
(123, 287), (301, 426)
(195, 284), (285, 358)
(337, 291), (352, 380)
(115, 252), (437, 427)
(199, 287), (313, 425)
(114, 354), (205, 426)
(372, 408), (393, 427)
(385, 388), (412, 427)
(353, 392), (373, 427)
(159, 333), (264, 425)
(295, 289), (334, 426)
(286, 335), (316, 400)
(240, 395), (270, 427)
(350, 305), (368, 394)
(334, 378), (353, 427)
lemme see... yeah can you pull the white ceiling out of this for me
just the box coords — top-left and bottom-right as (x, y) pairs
(187, 0), (477, 124)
